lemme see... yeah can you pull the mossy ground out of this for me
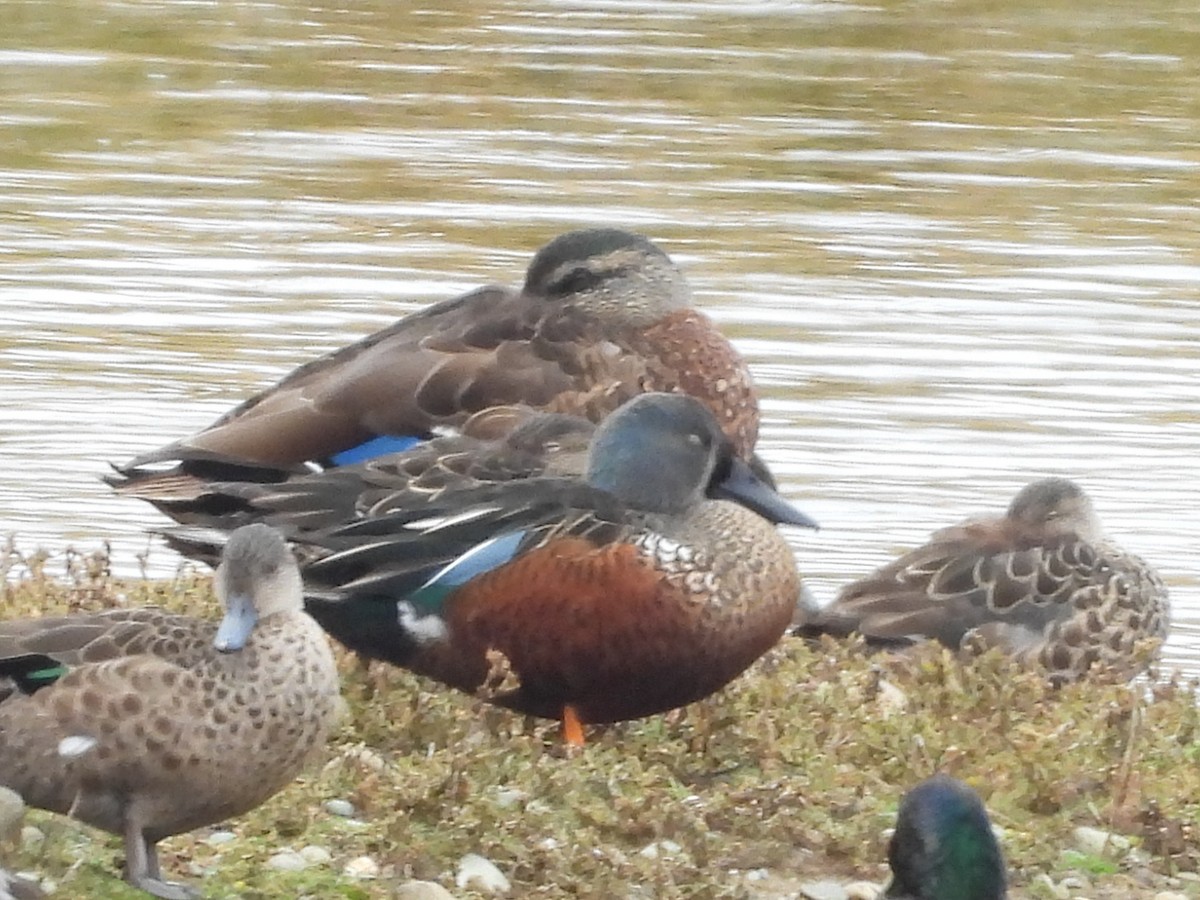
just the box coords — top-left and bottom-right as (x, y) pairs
(2, 541), (1199, 899)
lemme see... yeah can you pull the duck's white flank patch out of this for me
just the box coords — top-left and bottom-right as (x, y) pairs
(58, 735), (97, 758)
(397, 602), (448, 643)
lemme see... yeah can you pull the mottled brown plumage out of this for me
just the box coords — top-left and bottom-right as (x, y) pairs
(109, 229), (761, 524)
(0, 525), (341, 899)
(797, 478), (1169, 681)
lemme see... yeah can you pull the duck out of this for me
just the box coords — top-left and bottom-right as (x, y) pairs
(282, 392), (818, 743)
(0, 524), (342, 899)
(795, 477), (1169, 681)
(885, 774), (1007, 899)
(109, 228), (764, 525)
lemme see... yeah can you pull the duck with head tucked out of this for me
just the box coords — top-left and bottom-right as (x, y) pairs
(796, 477), (1169, 681)
(109, 228), (765, 524)
(885, 774), (1007, 900)
(285, 392), (816, 744)
(0, 524), (342, 899)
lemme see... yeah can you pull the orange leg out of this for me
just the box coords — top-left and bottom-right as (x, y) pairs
(562, 704), (586, 747)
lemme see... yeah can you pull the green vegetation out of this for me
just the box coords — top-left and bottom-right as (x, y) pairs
(2, 542), (1199, 898)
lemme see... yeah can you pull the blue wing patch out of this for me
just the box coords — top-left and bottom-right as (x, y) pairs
(408, 530), (527, 613)
(330, 434), (422, 466)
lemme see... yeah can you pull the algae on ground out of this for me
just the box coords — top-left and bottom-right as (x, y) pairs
(2, 540), (1199, 899)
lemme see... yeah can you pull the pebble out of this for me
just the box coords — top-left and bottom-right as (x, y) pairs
(845, 882), (882, 900)
(1031, 873), (1068, 899)
(639, 839), (683, 859)
(266, 849), (308, 872)
(1072, 825), (1131, 856)
(493, 788), (527, 809)
(456, 853), (510, 893)
(205, 830), (237, 847)
(19, 827), (43, 852)
(324, 745), (387, 777)
(798, 879), (849, 900)
(395, 881), (458, 900)
(1154, 893), (1189, 900)
(876, 679), (908, 716)
(344, 856), (380, 879)
(324, 798), (357, 818)
(299, 845), (332, 865)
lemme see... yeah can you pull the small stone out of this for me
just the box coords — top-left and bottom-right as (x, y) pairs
(1031, 873), (1069, 900)
(337, 744), (387, 772)
(493, 788), (527, 809)
(845, 881), (883, 900)
(1154, 893), (1188, 900)
(455, 853), (510, 893)
(876, 679), (909, 716)
(324, 798), (357, 818)
(799, 879), (850, 900)
(299, 845), (332, 864)
(639, 839), (683, 859)
(205, 830), (237, 847)
(19, 826), (43, 851)
(266, 849), (308, 872)
(344, 856), (380, 879)
(395, 881), (457, 900)
(1072, 825), (1131, 856)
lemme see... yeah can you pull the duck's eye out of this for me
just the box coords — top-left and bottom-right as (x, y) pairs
(551, 265), (606, 296)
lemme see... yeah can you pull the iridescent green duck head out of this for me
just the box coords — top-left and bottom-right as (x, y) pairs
(886, 774), (1007, 900)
